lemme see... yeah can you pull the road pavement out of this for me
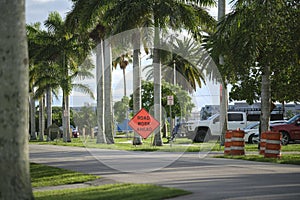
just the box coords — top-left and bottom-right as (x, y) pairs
(30, 144), (300, 200)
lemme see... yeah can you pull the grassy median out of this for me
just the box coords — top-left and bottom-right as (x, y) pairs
(34, 184), (191, 200)
(216, 154), (300, 165)
(30, 137), (222, 152)
(31, 163), (98, 187)
(31, 163), (191, 200)
(30, 137), (300, 165)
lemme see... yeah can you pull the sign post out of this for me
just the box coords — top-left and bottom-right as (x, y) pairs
(167, 96), (174, 143)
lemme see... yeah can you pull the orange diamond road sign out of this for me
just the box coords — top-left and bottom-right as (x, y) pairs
(128, 108), (160, 139)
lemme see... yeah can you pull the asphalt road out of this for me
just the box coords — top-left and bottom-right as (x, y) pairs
(29, 144), (300, 200)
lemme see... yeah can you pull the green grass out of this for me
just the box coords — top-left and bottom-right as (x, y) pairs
(245, 143), (300, 152)
(30, 137), (300, 152)
(31, 163), (191, 200)
(34, 184), (191, 200)
(216, 154), (300, 165)
(30, 137), (222, 152)
(31, 163), (98, 187)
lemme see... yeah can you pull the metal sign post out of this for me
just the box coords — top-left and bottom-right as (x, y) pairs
(167, 96), (174, 144)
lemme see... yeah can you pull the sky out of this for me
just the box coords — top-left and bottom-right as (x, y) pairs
(26, 0), (232, 111)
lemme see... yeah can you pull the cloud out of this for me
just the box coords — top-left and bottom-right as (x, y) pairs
(26, 0), (72, 24)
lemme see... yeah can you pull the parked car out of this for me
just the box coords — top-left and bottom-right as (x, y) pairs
(243, 122), (260, 144)
(243, 120), (287, 144)
(59, 125), (79, 138)
(186, 112), (255, 142)
(270, 114), (300, 145)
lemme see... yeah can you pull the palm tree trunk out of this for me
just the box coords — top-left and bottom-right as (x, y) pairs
(66, 94), (71, 142)
(104, 40), (114, 144)
(62, 50), (71, 142)
(46, 87), (52, 128)
(218, 0), (227, 145)
(62, 91), (71, 142)
(219, 84), (228, 145)
(218, 0), (226, 21)
(0, 1), (34, 197)
(132, 30), (143, 145)
(30, 93), (37, 140)
(123, 68), (127, 97)
(153, 23), (163, 146)
(96, 41), (107, 144)
(38, 95), (45, 141)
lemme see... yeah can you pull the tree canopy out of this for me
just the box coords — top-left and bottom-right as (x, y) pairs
(208, 0), (300, 104)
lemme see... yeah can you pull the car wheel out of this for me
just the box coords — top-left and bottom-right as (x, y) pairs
(248, 134), (254, 144)
(193, 129), (207, 143)
(281, 132), (290, 145)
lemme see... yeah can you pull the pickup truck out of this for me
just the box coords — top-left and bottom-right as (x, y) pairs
(186, 112), (256, 142)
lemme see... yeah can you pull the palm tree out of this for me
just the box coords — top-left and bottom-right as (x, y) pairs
(95, 41), (107, 144)
(104, 40), (115, 144)
(66, 1), (121, 144)
(0, 0), (34, 198)
(113, 53), (132, 97)
(132, 30), (143, 145)
(218, 0), (227, 146)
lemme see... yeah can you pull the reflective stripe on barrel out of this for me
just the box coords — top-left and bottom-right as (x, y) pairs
(260, 132), (267, 155)
(224, 131), (232, 155)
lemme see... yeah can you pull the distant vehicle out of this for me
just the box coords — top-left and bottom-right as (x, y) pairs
(59, 125), (79, 138)
(186, 112), (256, 142)
(243, 122), (260, 144)
(270, 114), (300, 145)
(243, 120), (287, 144)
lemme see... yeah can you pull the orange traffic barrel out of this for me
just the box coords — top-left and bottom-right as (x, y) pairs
(260, 132), (267, 155)
(224, 131), (232, 155)
(230, 130), (245, 155)
(265, 131), (281, 158)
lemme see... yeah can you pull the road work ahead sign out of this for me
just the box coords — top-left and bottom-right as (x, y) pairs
(128, 108), (160, 139)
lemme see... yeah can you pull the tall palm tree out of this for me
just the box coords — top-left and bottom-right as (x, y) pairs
(104, 40), (115, 144)
(113, 53), (132, 97)
(95, 41), (107, 144)
(132, 30), (143, 145)
(218, 0), (227, 145)
(66, 1), (121, 144)
(0, 0), (34, 198)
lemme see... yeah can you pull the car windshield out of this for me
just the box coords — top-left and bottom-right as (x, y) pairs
(244, 122), (259, 130)
(287, 115), (300, 124)
(207, 114), (219, 121)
